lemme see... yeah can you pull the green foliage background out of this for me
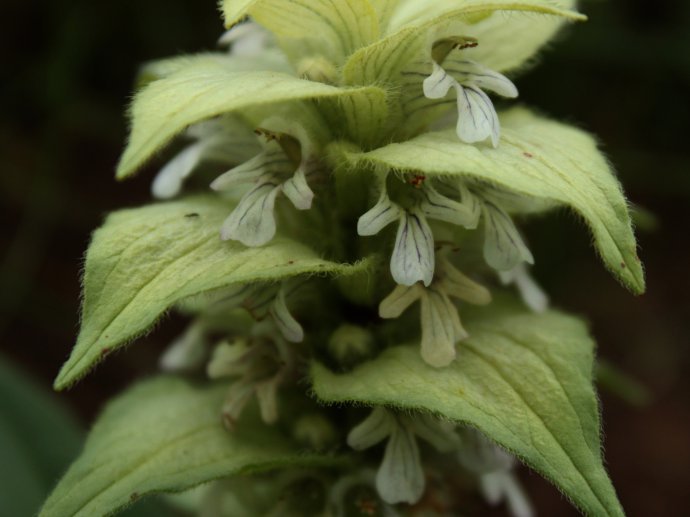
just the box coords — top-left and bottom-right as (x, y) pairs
(1, 0), (688, 514)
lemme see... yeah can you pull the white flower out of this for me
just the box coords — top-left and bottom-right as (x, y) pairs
(358, 176), (479, 286)
(379, 256), (491, 367)
(481, 199), (534, 271)
(207, 335), (294, 429)
(151, 118), (259, 199)
(458, 429), (534, 517)
(422, 59), (517, 147)
(498, 263), (549, 313)
(434, 179), (536, 273)
(347, 408), (461, 505)
(205, 282), (305, 343)
(211, 131), (316, 247)
(158, 321), (207, 372)
(218, 21), (271, 57)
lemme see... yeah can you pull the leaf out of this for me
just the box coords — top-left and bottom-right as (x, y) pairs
(343, 107), (644, 294)
(0, 356), (83, 517)
(311, 303), (624, 516)
(221, 0), (380, 64)
(117, 59), (386, 179)
(343, 1), (585, 86)
(40, 377), (341, 517)
(55, 197), (371, 390)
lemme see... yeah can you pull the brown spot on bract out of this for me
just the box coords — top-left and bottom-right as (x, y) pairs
(410, 174), (426, 188)
(621, 262), (626, 268)
(100, 347), (111, 356)
(523, 152), (533, 158)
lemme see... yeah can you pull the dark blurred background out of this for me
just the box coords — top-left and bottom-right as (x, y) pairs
(1, 0), (688, 515)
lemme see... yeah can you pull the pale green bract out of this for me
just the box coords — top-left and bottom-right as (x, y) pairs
(362, 2), (584, 79)
(116, 60), (387, 179)
(222, 0), (379, 63)
(40, 377), (343, 517)
(342, 107), (644, 294)
(54, 197), (371, 390)
(138, 50), (292, 84)
(311, 303), (624, 516)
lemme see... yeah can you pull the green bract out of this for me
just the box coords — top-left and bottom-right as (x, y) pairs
(54, 197), (371, 389)
(40, 378), (344, 517)
(116, 62), (387, 178)
(341, 107), (644, 294)
(312, 303), (622, 516)
(48, 1), (643, 515)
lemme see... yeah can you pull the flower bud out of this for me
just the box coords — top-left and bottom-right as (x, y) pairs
(297, 56), (337, 84)
(328, 324), (375, 368)
(292, 413), (338, 451)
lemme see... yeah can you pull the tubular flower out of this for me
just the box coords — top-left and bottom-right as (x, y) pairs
(347, 407), (460, 505)
(207, 333), (294, 430)
(422, 58), (518, 147)
(379, 256), (491, 367)
(203, 281), (305, 343)
(211, 126), (317, 247)
(458, 429), (534, 517)
(358, 176), (479, 286)
(151, 117), (259, 199)
(498, 263), (549, 313)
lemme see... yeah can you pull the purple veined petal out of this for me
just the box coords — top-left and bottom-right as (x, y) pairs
(210, 148), (292, 191)
(423, 61), (457, 99)
(378, 283), (423, 319)
(269, 286), (304, 343)
(455, 84), (501, 148)
(347, 407), (395, 451)
(443, 58), (518, 98)
(376, 423), (425, 504)
(282, 166), (314, 210)
(152, 141), (207, 199)
(482, 201), (535, 271)
(390, 209), (435, 287)
(421, 183), (480, 229)
(358, 189), (403, 236)
(419, 289), (466, 367)
(220, 179), (282, 246)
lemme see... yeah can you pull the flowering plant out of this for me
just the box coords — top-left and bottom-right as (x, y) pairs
(42, 1), (643, 515)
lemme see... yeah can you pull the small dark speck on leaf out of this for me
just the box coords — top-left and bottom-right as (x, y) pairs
(185, 213), (200, 218)
(621, 262), (626, 268)
(287, 260), (295, 264)
(130, 492), (139, 502)
(523, 152), (533, 158)
(100, 347), (111, 356)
